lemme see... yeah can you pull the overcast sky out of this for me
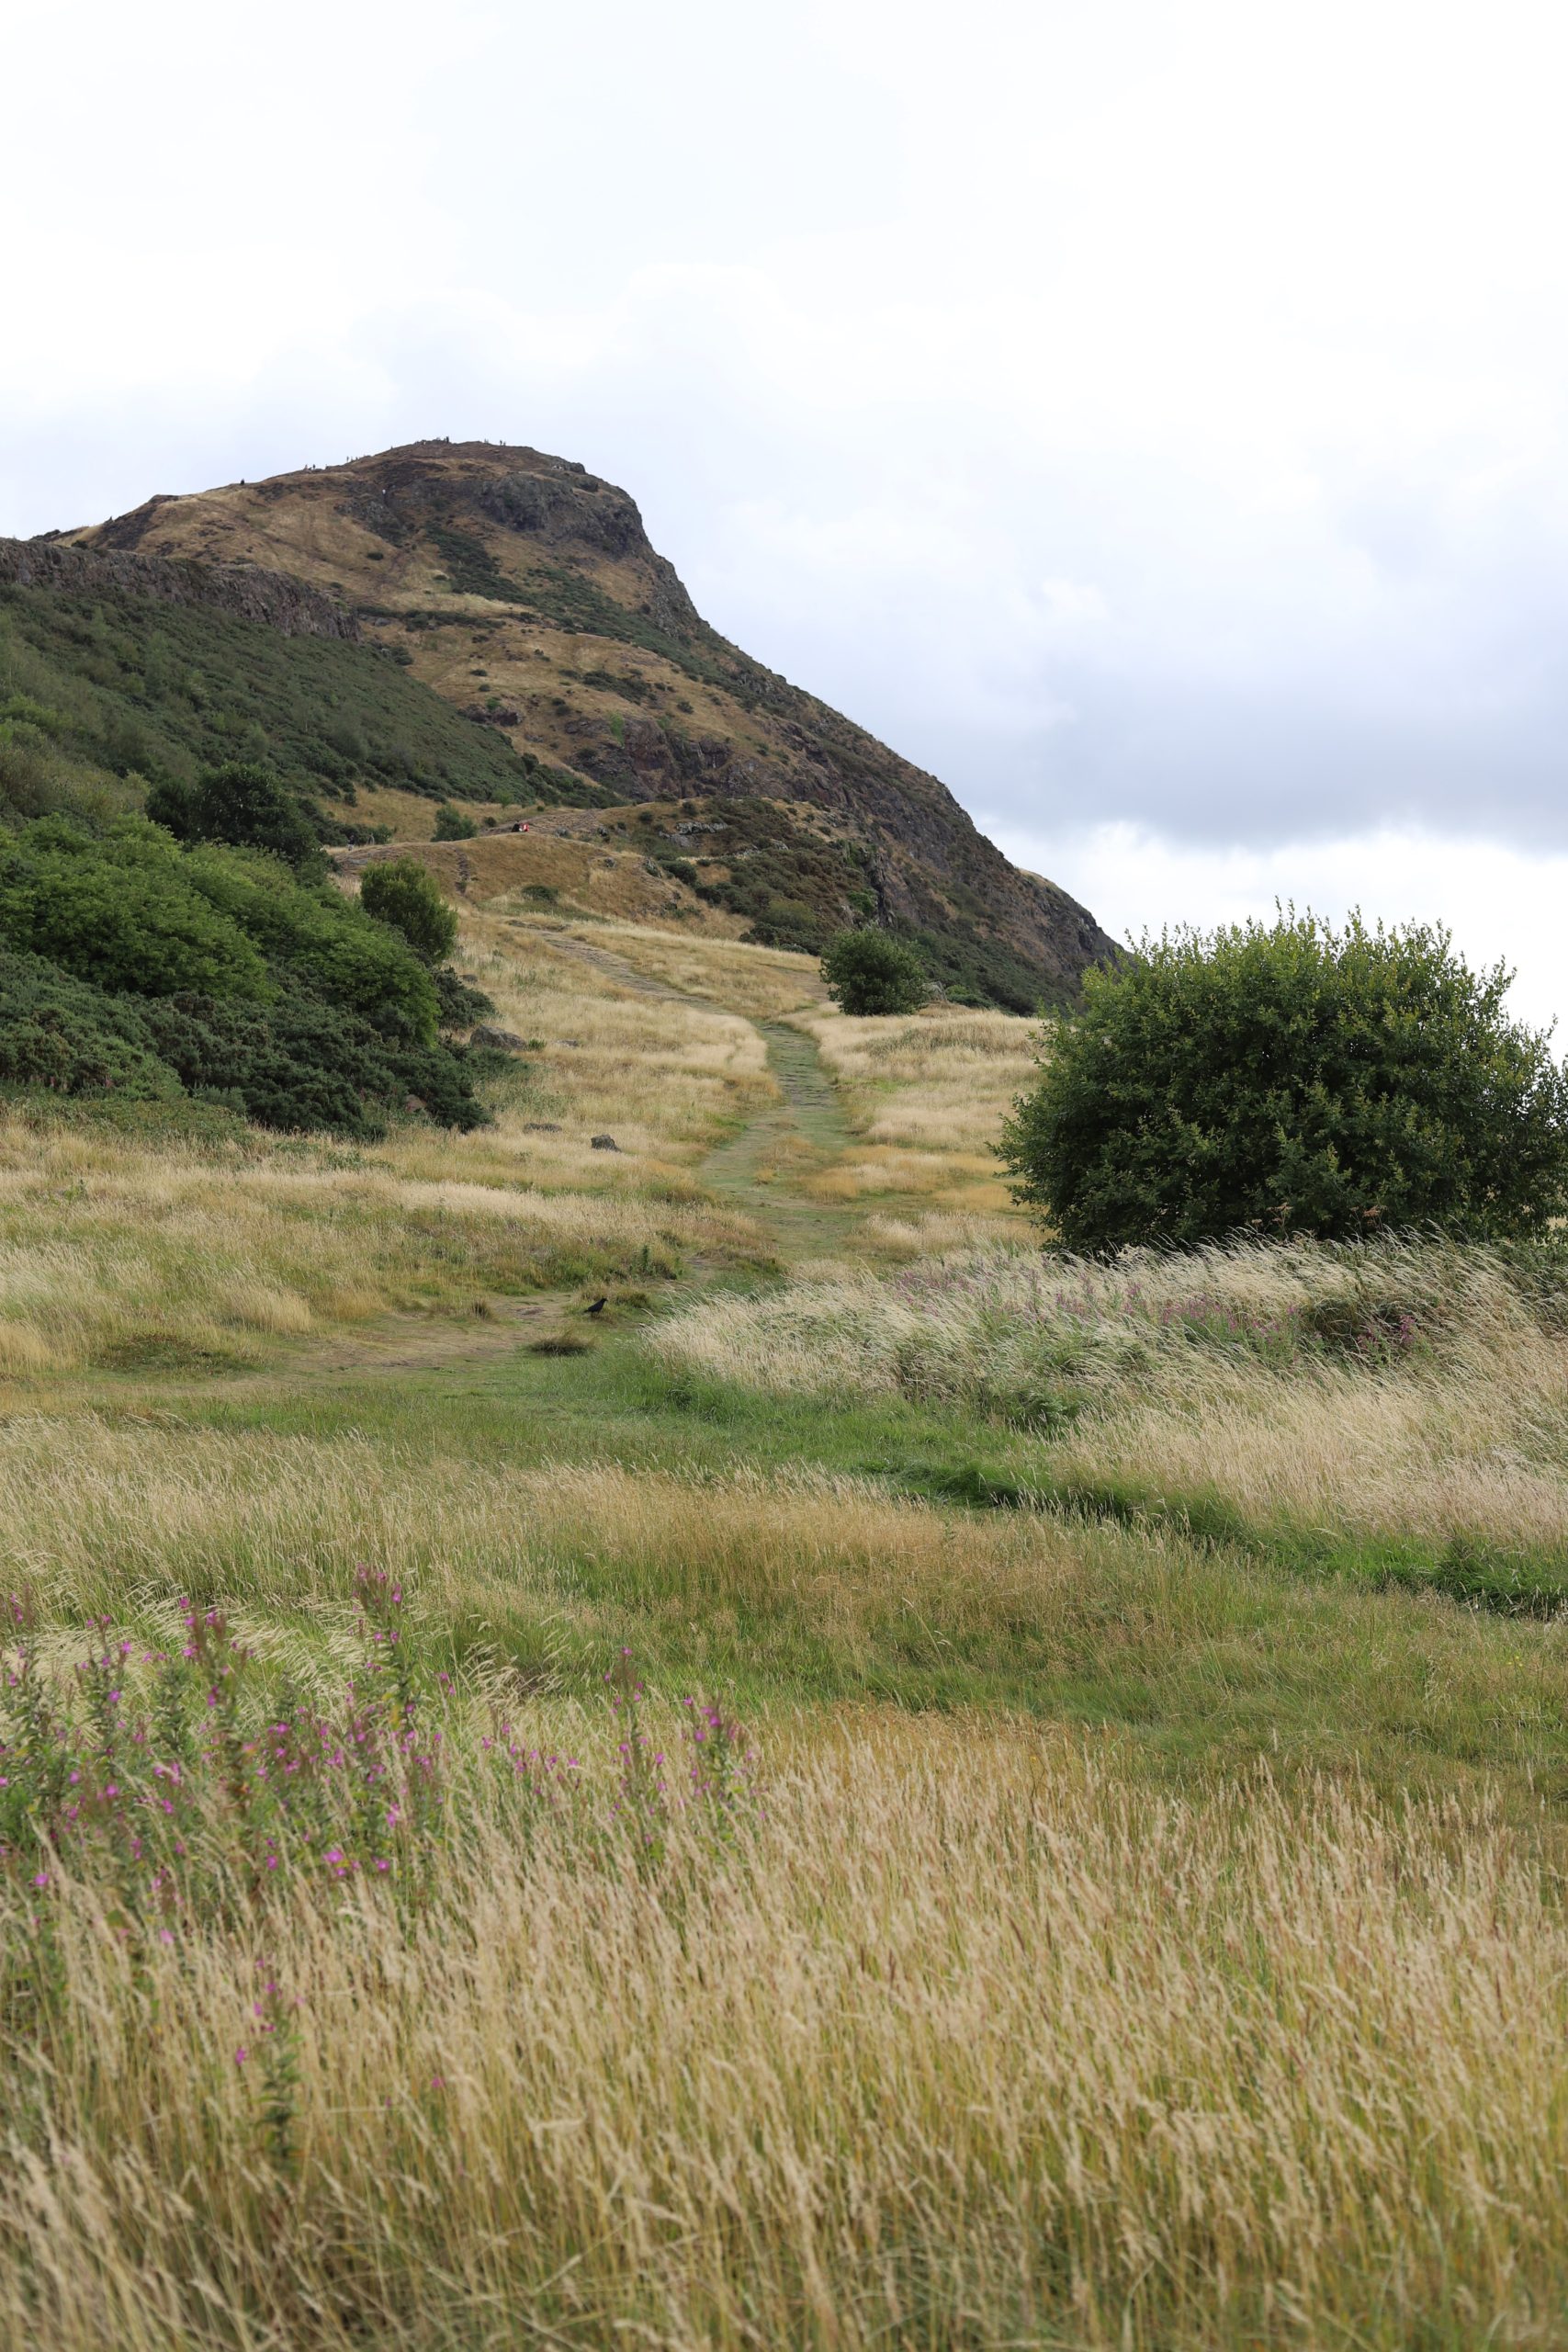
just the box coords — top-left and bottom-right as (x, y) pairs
(6, 0), (1568, 1018)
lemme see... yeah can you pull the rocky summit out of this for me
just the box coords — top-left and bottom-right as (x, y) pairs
(51, 439), (1116, 1008)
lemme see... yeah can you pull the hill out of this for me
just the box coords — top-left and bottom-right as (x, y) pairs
(38, 439), (1118, 1007)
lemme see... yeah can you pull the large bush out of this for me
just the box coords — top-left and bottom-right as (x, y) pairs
(358, 858), (459, 965)
(146, 761), (324, 874)
(184, 845), (439, 1042)
(0, 950), (182, 1100)
(135, 993), (486, 1138)
(999, 911), (1568, 1248)
(821, 928), (929, 1016)
(0, 816), (270, 1001)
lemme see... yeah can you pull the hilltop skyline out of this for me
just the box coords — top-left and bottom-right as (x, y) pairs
(8, 0), (1568, 1020)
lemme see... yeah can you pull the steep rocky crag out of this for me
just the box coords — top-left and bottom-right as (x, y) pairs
(54, 441), (1117, 1003)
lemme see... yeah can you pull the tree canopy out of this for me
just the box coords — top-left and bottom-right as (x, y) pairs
(820, 928), (929, 1017)
(998, 910), (1568, 1249)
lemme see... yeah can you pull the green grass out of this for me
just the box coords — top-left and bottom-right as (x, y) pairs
(48, 1316), (1565, 1808)
(0, 578), (536, 807)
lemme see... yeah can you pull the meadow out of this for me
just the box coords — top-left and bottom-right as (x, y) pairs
(5, 905), (1568, 2349)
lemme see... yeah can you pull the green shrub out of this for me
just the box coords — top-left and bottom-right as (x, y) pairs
(820, 928), (930, 1016)
(135, 993), (488, 1139)
(999, 910), (1568, 1249)
(358, 859), (459, 965)
(184, 846), (439, 1043)
(434, 966), (496, 1029)
(0, 817), (270, 1001)
(0, 694), (67, 737)
(147, 760), (324, 874)
(432, 802), (479, 841)
(0, 951), (183, 1100)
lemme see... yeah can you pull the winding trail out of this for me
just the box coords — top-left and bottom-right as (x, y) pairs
(533, 930), (857, 1260)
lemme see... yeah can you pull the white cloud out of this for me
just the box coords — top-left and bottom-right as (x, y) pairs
(6, 0), (1568, 1009)
(996, 820), (1568, 1036)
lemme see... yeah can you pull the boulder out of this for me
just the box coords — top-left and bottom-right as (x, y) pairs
(590, 1133), (621, 1151)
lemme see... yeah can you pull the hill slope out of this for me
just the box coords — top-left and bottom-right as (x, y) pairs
(51, 440), (1117, 1007)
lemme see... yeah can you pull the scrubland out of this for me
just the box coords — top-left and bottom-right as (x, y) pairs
(6, 917), (1568, 2348)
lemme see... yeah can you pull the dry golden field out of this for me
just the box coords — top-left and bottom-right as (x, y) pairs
(6, 910), (1568, 2349)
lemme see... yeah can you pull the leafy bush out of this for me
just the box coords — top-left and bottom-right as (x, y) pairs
(821, 928), (930, 1016)
(0, 950), (183, 1100)
(434, 966), (496, 1029)
(432, 802), (479, 841)
(183, 846), (440, 1042)
(0, 816), (270, 1001)
(358, 859), (458, 965)
(999, 910), (1568, 1249)
(146, 760), (324, 874)
(136, 992), (487, 1138)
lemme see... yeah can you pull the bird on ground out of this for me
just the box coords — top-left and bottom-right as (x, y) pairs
(585, 1297), (608, 1316)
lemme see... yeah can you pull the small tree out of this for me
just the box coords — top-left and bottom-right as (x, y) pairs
(432, 802), (479, 841)
(821, 928), (928, 1016)
(147, 763), (323, 875)
(999, 910), (1568, 1249)
(358, 859), (458, 965)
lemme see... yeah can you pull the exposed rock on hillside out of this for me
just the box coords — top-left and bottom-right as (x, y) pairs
(60, 441), (1118, 1006)
(0, 534), (358, 640)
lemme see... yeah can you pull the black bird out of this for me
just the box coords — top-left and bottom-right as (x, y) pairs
(585, 1296), (608, 1317)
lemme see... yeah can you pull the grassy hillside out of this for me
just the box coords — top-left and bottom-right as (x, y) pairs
(3, 905), (1568, 2347)
(0, 570), (557, 818)
(58, 441), (1122, 1007)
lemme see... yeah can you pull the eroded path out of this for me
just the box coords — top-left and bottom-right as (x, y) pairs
(273, 986), (855, 1384)
(700, 1023), (858, 1260)
(520, 929), (697, 1003)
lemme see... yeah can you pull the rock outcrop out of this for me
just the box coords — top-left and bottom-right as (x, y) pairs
(54, 440), (1119, 1003)
(0, 534), (359, 641)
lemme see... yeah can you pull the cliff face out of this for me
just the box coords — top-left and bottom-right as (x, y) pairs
(60, 441), (1118, 1003)
(0, 534), (359, 641)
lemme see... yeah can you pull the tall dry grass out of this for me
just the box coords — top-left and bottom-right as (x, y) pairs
(788, 1002), (1040, 1212)
(547, 918), (829, 1019)
(798, 1001), (1043, 1150)
(0, 910), (786, 1374)
(453, 908), (779, 1164)
(650, 1235), (1568, 1554)
(0, 1116), (762, 1374)
(5, 1704), (1568, 2350)
(6, 1426), (1566, 1793)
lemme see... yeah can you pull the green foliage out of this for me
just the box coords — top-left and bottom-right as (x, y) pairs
(999, 910), (1568, 1249)
(0, 581), (536, 808)
(0, 945), (485, 1139)
(182, 846), (440, 1043)
(434, 966), (496, 1029)
(0, 950), (183, 1100)
(358, 859), (459, 967)
(432, 801), (479, 841)
(147, 761), (324, 873)
(820, 927), (930, 1016)
(0, 693), (67, 736)
(135, 993), (487, 1138)
(0, 816), (271, 1001)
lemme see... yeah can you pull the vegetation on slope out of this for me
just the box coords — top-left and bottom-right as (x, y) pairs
(0, 573), (541, 821)
(4, 893), (1568, 2346)
(0, 808), (494, 1139)
(57, 441), (1122, 1006)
